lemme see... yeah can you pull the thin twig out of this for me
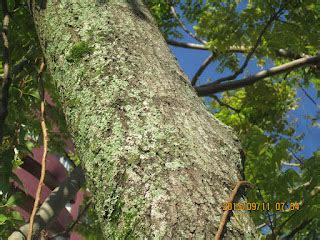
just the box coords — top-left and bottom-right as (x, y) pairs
(256, 213), (283, 231)
(65, 198), (93, 235)
(11, 46), (35, 77)
(0, 0), (10, 143)
(275, 49), (307, 60)
(215, 181), (253, 240)
(166, 39), (247, 53)
(277, 205), (302, 233)
(51, 198), (93, 238)
(27, 61), (47, 240)
(167, 39), (208, 50)
(191, 53), (217, 86)
(280, 219), (313, 239)
(256, 222), (267, 230)
(289, 149), (304, 164)
(211, 95), (240, 113)
(276, 18), (300, 28)
(213, 4), (287, 86)
(169, 5), (207, 44)
(289, 180), (312, 194)
(281, 162), (301, 167)
(276, 185), (320, 234)
(257, 187), (276, 239)
(299, 84), (318, 106)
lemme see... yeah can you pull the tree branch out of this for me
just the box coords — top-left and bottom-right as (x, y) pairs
(280, 219), (313, 240)
(27, 61), (47, 240)
(255, 214), (283, 231)
(169, 5), (206, 44)
(212, 5), (286, 86)
(166, 39), (314, 63)
(257, 187), (276, 238)
(299, 84), (318, 106)
(191, 53), (217, 86)
(276, 185), (320, 235)
(275, 49), (307, 60)
(0, 0), (11, 143)
(166, 39), (247, 53)
(215, 181), (253, 240)
(51, 198), (93, 238)
(8, 166), (85, 240)
(196, 54), (320, 96)
(281, 162), (301, 167)
(288, 149), (304, 165)
(211, 95), (240, 113)
(167, 39), (208, 50)
(11, 47), (35, 76)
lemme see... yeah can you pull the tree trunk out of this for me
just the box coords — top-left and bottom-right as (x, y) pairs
(32, 0), (256, 238)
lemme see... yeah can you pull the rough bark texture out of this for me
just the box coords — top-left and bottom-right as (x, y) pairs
(33, 0), (257, 238)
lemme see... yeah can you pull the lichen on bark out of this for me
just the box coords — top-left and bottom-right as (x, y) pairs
(33, 0), (257, 238)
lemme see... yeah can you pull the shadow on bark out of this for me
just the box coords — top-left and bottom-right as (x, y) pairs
(126, 0), (149, 21)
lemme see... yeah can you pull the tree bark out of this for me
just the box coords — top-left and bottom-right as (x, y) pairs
(32, 0), (257, 238)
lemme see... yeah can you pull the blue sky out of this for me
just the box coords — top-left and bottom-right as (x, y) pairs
(168, 7), (320, 162)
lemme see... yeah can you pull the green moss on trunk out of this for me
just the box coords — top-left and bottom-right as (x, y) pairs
(33, 0), (257, 238)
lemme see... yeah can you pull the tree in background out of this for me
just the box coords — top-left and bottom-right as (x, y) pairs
(0, 0), (320, 239)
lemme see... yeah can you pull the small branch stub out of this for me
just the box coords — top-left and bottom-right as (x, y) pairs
(215, 181), (253, 240)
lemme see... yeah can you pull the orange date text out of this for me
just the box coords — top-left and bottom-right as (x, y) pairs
(222, 202), (300, 211)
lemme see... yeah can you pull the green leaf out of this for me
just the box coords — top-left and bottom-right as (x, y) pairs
(11, 211), (23, 221)
(0, 214), (8, 225)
